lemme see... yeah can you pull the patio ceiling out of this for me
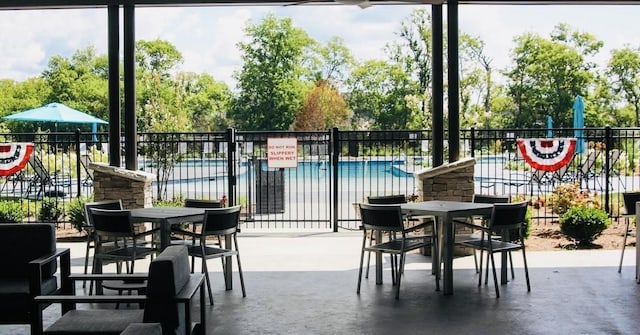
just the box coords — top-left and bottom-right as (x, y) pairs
(2, 0), (640, 10)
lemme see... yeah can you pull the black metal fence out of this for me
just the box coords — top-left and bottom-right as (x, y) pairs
(0, 126), (637, 230)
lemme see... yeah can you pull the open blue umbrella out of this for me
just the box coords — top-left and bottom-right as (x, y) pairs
(3, 102), (107, 141)
(546, 115), (553, 138)
(573, 96), (585, 154)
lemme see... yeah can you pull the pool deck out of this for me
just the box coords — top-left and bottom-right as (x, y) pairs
(2, 231), (639, 335)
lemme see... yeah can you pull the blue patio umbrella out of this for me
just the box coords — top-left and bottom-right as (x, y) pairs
(573, 95), (585, 154)
(546, 115), (553, 138)
(3, 102), (107, 141)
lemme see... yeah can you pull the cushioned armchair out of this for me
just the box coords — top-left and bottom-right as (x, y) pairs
(36, 245), (206, 335)
(0, 223), (71, 335)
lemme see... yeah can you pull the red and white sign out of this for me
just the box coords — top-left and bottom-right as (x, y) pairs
(516, 138), (576, 172)
(0, 142), (34, 177)
(267, 137), (298, 168)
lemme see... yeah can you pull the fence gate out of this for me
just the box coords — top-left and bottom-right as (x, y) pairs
(235, 131), (332, 229)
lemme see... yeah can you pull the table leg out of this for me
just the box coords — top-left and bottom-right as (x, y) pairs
(225, 234), (233, 290)
(160, 219), (171, 251)
(375, 231), (383, 285)
(443, 214), (453, 295)
(432, 217), (442, 291)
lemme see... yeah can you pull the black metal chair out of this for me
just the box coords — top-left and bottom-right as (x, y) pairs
(82, 200), (124, 289)
(357, 203), (435, 299)
(181, 205), (246, 305)
(456, 201), (530, 298)
(470, 194), (511, 282)
(619, 191), (640, 273)
(89, 208), (159, 299)
(364, 195), (435, 282)
(171, 199), (223, 269)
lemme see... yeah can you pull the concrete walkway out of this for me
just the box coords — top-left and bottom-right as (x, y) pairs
(3, 232), (639, 335)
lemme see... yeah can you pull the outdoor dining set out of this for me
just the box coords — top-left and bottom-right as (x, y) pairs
(1, 192), (638, 334)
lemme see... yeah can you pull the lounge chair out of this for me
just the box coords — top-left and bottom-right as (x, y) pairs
(24, 154), (71, 198)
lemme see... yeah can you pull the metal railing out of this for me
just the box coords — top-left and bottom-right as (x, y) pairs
(0, 126), (636, 230)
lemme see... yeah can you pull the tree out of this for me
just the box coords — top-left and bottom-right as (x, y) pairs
(229, 14), (314, 130)
(292, 80), (350, 130)
(135, 39), (189, 200)
(504, 24), (602, 128)
(41, 47), (109, 131)
(608, 47), (640, 126)
(386, 8), (433, 129)
(346, 59), (416, 130)
(178, 72), (232, 132)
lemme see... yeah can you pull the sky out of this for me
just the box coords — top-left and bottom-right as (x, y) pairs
(1, 4), (640, 89)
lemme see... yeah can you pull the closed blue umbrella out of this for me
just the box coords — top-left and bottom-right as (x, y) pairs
(546, 115), (553, 138)
(573, 96), (585, 154)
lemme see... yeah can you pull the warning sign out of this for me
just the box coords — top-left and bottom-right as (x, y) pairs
(267, 137), (298, 168)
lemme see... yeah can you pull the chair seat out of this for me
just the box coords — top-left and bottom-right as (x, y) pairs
(44, 309), (145, 335)
(97, 246), (156, 260)
(187, 245), (237, 259)
(458, 238), (523, 252)
(364, 237), (430, 254)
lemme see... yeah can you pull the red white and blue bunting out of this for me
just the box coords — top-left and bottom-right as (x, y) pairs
(516, 138), (576, 172)
(0, 143), (34, 177)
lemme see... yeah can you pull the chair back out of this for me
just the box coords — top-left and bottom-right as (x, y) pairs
(358, 203), (405, 232)
(472, 194), (510, 204)
(28, 154), (51, 184)
(367, 194), (407, 204)
(0, 223), (57, 278)
(144, 245), (191, 334)
(90, 208), (135, 237)
(201, 205), (241, 236)
(580, 151), (599, 175)
(622, 191), (640, 216)
(84, 200), (123, 228)
(185, 198), (222, 208)
(489, 201), (528, 232)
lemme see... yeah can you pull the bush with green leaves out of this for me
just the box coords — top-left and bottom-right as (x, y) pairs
(0, 200), (25, 223)
(38, 197), (63, 223)
(68, 196), (92, 233)
(560, 206), (609, 245)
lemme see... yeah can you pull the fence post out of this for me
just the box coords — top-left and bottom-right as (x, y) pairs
(227, 128), (236, 207)
(332, 127), (339, 232)
(605, 125), (611, 213)
(75, 129), (81, 198)
(470, 127), (476, 158)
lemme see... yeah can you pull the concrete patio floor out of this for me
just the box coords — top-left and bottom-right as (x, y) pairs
(2, 232), (639, 335)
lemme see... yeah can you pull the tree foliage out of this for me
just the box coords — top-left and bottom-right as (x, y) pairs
(293, 80), (350, 130)
(505, 24), (602, 129)
(230, 14), (313, 130)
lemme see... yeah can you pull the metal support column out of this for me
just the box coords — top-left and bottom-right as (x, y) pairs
(123, 5), (137, 170)
(107, 4), (121, 167)
(432, 4), (444, 167)
(447, 0), (460, 162)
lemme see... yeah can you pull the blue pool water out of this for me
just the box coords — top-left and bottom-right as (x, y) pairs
(258, 160), (413, 179)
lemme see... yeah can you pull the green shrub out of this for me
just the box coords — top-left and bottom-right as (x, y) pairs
(560, 206), (609, 245)
(0, 200), (25, 223)
(68, 196), (92, 233)
(38, 198), (63, 223)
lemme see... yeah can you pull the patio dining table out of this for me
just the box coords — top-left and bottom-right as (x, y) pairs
(399, 200), (494, 295)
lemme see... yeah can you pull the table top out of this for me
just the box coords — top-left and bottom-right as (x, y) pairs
(129, 207), (206, 222)
(400, 200), (493, 217)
